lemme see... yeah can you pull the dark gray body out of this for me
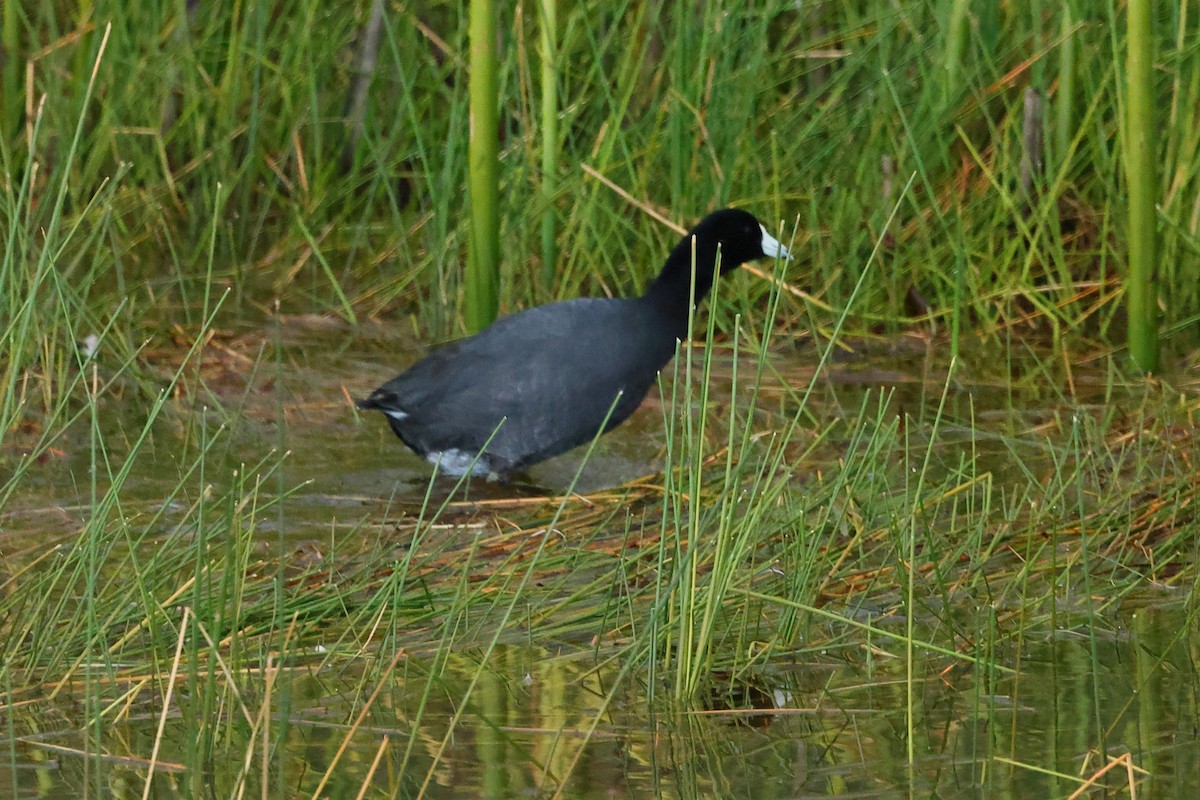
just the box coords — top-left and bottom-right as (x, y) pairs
(359, 295), (681, 476)
(359, 208), (790, 480)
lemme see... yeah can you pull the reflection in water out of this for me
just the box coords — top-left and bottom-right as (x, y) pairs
(6, 618), (1196, 798)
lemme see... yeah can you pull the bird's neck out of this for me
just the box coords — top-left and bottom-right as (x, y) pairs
(642, 237), (720, 319)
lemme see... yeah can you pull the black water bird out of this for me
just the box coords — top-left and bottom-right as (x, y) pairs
(359, 208), (790, 479)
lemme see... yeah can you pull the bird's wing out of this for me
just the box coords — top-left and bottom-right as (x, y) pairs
(382, 298), (673, 466)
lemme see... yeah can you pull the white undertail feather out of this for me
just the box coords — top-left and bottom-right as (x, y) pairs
(425, 449), (490, 477)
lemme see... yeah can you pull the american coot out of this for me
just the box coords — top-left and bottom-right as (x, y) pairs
(359, 208), (790, 479)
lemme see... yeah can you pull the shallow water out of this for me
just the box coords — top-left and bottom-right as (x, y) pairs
(1, 317), (1196, 797)
(5, 605), (1197, 798)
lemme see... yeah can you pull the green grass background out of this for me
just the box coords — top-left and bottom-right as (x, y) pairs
(2, 2), (1199, 797)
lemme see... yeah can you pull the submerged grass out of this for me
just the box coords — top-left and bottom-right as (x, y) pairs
(2, 328), (1197, 794)
(2, 1), (1200, 797)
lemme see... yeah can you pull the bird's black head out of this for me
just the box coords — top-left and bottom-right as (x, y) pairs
(687, 208), (790, 274)
(643, 207), (790, 322)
